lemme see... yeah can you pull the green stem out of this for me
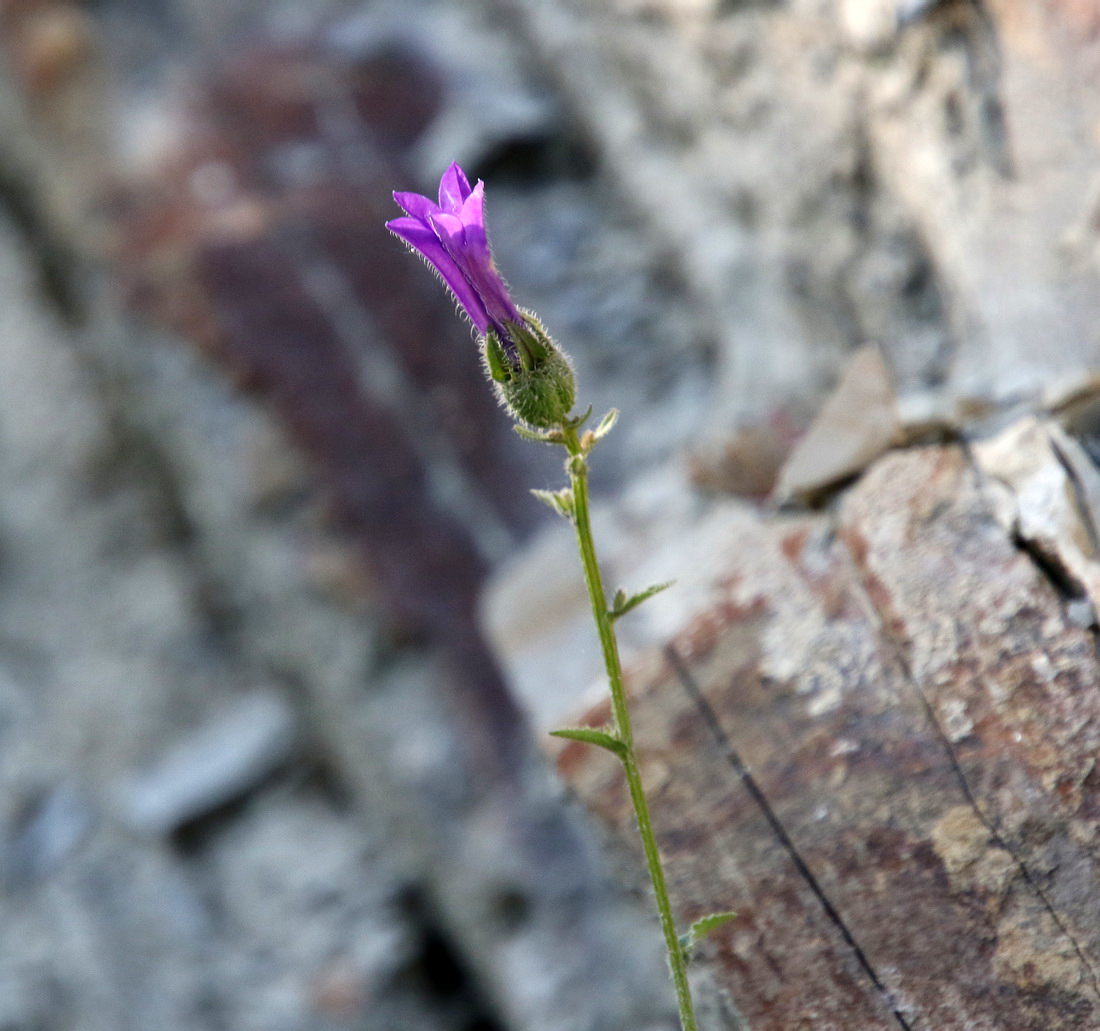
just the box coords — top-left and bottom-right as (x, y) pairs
(562, 425), (698, 1031)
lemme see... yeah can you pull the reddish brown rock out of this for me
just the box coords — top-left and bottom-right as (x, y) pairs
(559, 445), (1100, 1030)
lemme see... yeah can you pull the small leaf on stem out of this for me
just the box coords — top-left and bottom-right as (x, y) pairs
(531, 488), (575, 520)
(566, 405), (593, 431)
(549, 727), (627, 759)
(514, 424), (565, 444)
(609, 581), (674, 620)
(593, 408), (620, 440)
(678, 911), (737, 962)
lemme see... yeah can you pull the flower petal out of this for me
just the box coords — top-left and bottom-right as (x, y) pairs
(459, 182), (488, 252)
(429, 198), (521, 338)
(466, 261), (521, 335)
(386, 217), (490, 333)
(428, 211), (469, 250)
(392, 190), (439, 221)
(438, 162), (473, 212)
(388, 163), (523, 350)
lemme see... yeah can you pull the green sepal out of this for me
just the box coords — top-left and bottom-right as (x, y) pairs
(493, 313), (577, 428)
(609, 581), (674, 621)
(678, 911), (737, 962)
(482, 330), (512, 384)
(531, 487), (575, 520)
(548, 727), (627, 759)
(509, 315), (551, 370)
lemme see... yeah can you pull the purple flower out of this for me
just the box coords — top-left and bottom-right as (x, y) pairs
(388, 163), (577, 427)
(387, 162), (524, 360)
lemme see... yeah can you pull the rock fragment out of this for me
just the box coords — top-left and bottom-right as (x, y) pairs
(114, 691), (297, 836)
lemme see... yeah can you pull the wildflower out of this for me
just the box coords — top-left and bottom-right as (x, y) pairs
(387, 164), (710, 1031)
(388, 162), (523, 351)
(387, 162), (575, 428)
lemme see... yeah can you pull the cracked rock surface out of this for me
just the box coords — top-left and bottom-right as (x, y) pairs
(557, 443), (1100, 1030)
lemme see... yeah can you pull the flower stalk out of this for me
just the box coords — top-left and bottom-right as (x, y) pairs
(388, 163), (732, 1031)
(557, 419), (699, 1031)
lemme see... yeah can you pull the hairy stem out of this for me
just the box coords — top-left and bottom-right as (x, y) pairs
(562, 425), (697, 1031)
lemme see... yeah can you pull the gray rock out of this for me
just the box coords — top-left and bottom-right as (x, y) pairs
(4, 784), (94, 884)
(114, 692), (297, 836)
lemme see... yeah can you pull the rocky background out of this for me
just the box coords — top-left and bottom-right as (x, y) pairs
(0, 0), (1098, 1029)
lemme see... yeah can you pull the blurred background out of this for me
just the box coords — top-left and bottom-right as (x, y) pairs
(0, 0), (1097, 1028)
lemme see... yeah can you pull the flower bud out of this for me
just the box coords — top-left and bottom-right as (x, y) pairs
(481, 313), (576, 428)
(388, 163), (577, 429)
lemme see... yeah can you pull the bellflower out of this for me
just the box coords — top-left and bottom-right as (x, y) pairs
(387, 162), (525, 359)
(384, 164), (723, 1030)
(387, 162), (576, 428)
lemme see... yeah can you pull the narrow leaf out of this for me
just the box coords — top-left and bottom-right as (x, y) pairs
(514, 424), (563, 444)
(680, 911), (737, 961)
(689, 912), (737, 940)
(549, 727), (627, 759)
(531, 488), (575, 520)
(609, 580), (674, 620)
(566, 405), (593, 431)
(593, 408), (620, 440)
